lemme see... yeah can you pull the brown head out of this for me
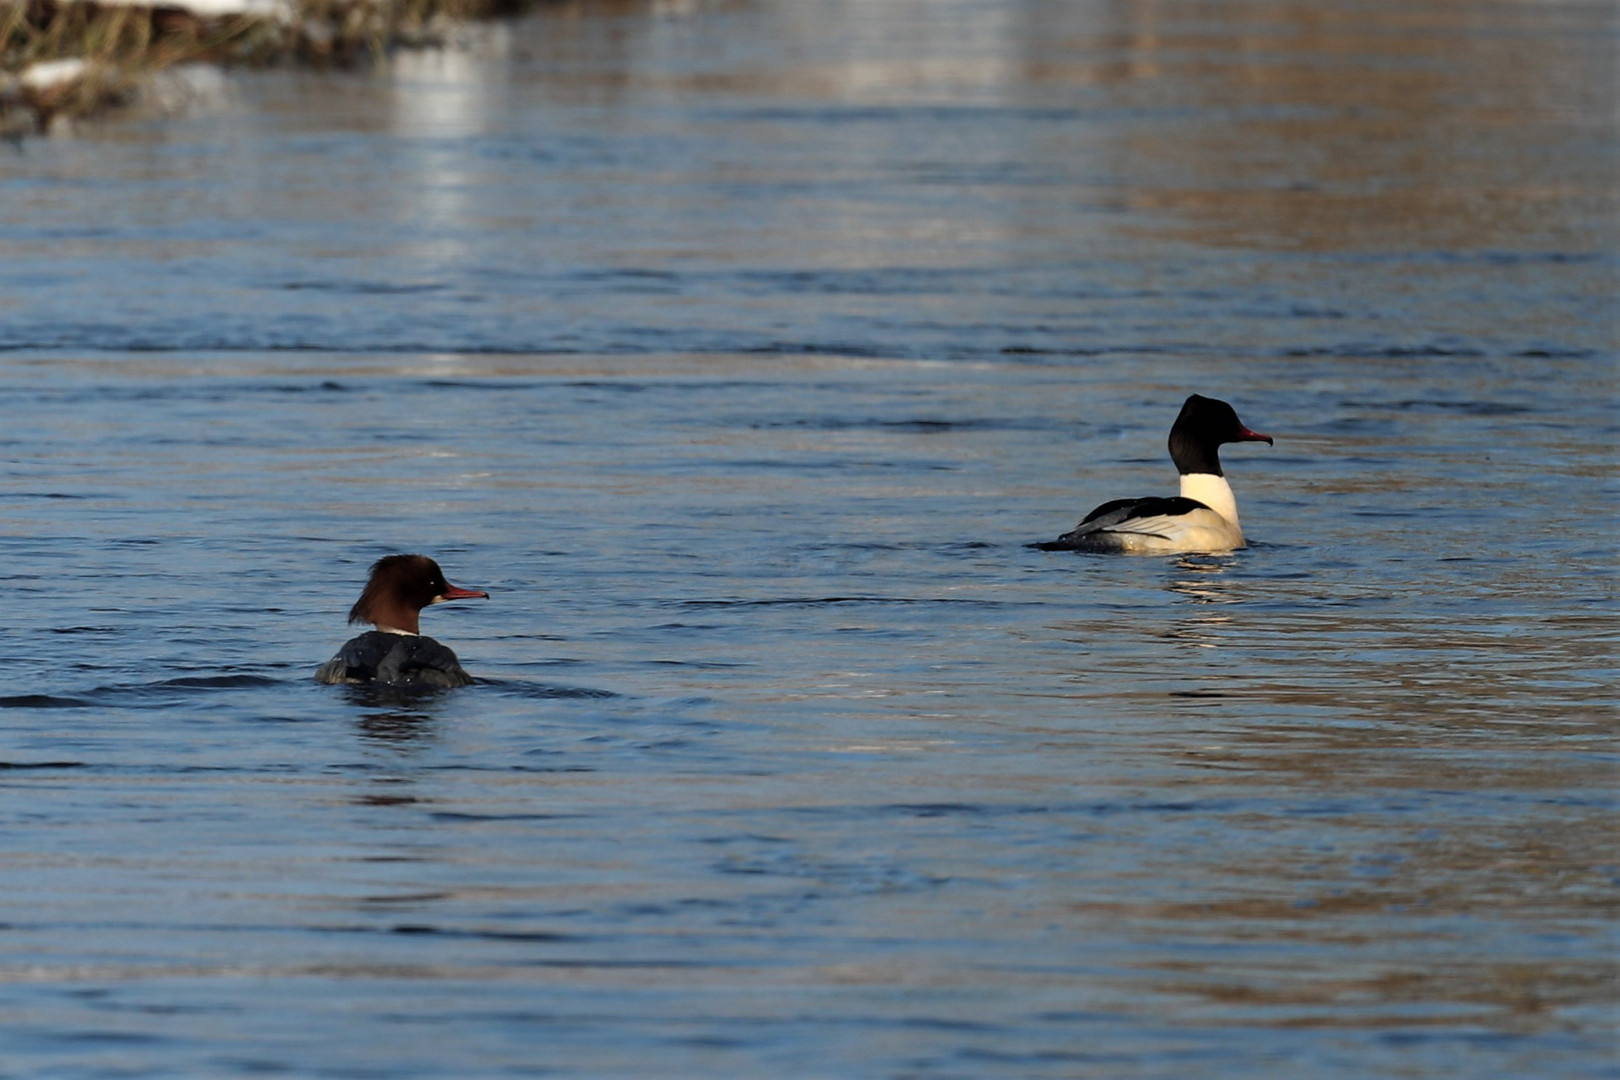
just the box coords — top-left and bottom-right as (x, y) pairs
(348, 554), (489, 635)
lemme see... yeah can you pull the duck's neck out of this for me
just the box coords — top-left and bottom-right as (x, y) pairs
(368, 600), (421, 636)
(1181, 472), (1241, 534)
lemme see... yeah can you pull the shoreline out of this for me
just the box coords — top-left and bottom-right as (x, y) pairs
(0, 0), (534, 135)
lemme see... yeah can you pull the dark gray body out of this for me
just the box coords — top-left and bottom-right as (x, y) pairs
(315, 631), (474, 688)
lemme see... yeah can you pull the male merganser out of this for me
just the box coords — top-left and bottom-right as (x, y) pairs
(1035, 394), (1273, 554)
(315, 554), (489, 687)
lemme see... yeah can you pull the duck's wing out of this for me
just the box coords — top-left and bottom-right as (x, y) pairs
(315, 632), (395, 684)
(1033, 496), (1210, 550)
(377, 636), (474, 688)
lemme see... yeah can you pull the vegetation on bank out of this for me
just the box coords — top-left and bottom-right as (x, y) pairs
(0, 0), (529, 134)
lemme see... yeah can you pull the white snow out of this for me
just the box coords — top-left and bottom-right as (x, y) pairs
(94, 0), (288, 18)
(19, 58), (89, 91)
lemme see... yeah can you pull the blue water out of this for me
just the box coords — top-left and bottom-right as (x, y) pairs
(0, 1), (1614, 1076)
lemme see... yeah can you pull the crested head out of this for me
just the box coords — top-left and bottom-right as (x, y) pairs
(348, 554), (488, 634)
(1167, 394), (1272, 476)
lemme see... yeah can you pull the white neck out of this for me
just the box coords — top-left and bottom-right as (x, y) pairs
(1180, 472), (1241, 534)
(375, 625), (418, 637)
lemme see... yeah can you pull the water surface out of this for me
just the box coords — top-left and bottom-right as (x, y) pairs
(0, 1), (1614, 1076)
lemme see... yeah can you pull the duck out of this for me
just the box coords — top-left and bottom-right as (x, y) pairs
(1035, 394), (1272, 554)
(315, 554), (489, 688)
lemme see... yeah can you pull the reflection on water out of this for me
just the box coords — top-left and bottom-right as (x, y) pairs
(1165, 556), (1238, 647)
(0, 0), (1613, 1077)
(352, 695), (445, 746)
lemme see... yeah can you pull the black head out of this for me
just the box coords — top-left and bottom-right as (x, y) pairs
(1166, 394), (1273, 476)
(348, 554), (488, 627)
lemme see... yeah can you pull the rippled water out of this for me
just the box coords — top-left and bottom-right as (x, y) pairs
(0, 1), (1615, 1076)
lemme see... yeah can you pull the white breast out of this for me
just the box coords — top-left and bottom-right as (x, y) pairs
(1179, 473), (1242, 539)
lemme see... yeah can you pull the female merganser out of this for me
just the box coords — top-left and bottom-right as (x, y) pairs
(315, 555), (489, 687)
(1036, 394), (1273, 554)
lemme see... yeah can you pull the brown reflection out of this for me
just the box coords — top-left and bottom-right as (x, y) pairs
(1077, 0), (1616, 250)
(1146, 957), (1612, 1024)
(1066, 799), (1616, 1020)
(1041, 768), (1617, 1025)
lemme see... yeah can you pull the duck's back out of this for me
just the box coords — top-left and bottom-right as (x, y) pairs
(316, 631), (474, 688)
